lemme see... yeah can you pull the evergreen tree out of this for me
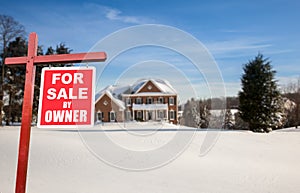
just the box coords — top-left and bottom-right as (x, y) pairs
(182, 98), (210, 128)
(234, 112), (248, 130)
(32, 43), (73, 122)
(0, 15), (25, 125)
(223, 109), (234, 129)
(192, 100), (210, 128)
(3, 37), (27, 125)
(238, 54), (283, 132)
(181, 99), (196, 127)
(1, 37), (73, 124)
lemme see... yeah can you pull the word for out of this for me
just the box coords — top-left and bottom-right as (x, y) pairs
(52, 73), (84, 84)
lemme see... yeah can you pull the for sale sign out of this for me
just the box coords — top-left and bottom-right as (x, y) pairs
(37, 67), (95, 128)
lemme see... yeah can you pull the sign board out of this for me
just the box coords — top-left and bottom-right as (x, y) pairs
(37, 67), (95, 128)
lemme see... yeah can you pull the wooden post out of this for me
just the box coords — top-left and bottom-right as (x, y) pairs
(5, 32), (106, 193)
(15, 32), (37, 193)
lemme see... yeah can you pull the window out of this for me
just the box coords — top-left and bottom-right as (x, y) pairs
(147, 97), (153, 104)
(137, 111), (143, 119)
(158, 97), (164, 104)
(169, 97), (174, 105)
(158, 110), (166, 119)
(126, 111), (131, 120)
(135, 98), (142, 104)
(170, 110), (175, 120)
(110, 111), (116, 122)
(125, 98), (131, 106)
(97, 111), (103, 122)
(103, 100), (108, 106)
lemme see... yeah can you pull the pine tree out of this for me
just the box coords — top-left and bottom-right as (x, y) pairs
(3, 37), (27, 125)
(0, 15), (25, 125)
(223, 109), (234, 129)
(238, 54), (283, 132)
(191, 104), (210, 128)
(32, 43), (73, 122)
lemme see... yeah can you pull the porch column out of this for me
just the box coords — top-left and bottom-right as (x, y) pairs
(132, 109), (135, 120)
(166, 110), (169, 121)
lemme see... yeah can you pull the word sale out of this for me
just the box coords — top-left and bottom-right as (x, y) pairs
(46, 72), (88, 100)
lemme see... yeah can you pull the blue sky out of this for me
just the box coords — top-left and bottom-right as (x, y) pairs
(1, 0), (299, 102)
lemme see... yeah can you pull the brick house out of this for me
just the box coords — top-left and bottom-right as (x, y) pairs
(95, 88), (125, 122)
(95, 79), (178, 124)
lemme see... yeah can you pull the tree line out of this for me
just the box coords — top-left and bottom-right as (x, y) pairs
(1, 14), (299, 131)
(181, 54), (299, 132)
(0, 14), (72, 126)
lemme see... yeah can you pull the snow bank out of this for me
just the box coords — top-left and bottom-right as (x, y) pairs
(1, 124), (299, 193)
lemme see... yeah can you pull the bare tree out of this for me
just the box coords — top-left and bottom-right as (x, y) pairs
(281, 76), (300, 128)
(0, 14), (25, 126)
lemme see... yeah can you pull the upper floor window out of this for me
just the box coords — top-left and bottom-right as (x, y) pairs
(135, 98), (142, 104)
(158, 97), (164, 104)
(169, 97), (175, 105)
(147, 97), (153, 104)
(125, 98), (131, 106)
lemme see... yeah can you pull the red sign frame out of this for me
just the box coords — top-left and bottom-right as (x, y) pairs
(37, 67), (95, 128)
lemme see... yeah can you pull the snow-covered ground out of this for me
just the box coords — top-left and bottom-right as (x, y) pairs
(1, 123), (300, 193)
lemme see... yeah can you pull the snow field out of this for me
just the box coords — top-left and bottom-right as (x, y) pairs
(0, 124), (299, 193)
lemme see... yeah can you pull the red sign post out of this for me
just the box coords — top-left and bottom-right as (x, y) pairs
(4, 32), (106, 193)
(38, 67), (95, 127)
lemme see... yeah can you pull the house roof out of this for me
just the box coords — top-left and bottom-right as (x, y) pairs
(95, 85), (126, 110)
(95, 78), (177, 106)
(132, 79), (177, 94)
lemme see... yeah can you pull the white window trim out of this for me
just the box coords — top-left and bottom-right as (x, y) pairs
(126, 110), (131, 120)
(158, 97), (164, 104)
(110, 111), (116, 122)
(158, 110), (166, 119)
(170, 110), (175, 120)
(97, 111), (102, 122)
(126, 98), (131, 106)
(136, 97), (142, 104)
(169, 97), (174, 106)
(147, 97), (153, 104)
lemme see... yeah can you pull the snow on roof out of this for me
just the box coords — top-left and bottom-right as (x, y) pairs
(95, 78), (177, 107)
(133, 78), (177, 94)
(95, 85), (130, 100)
(153, 79), (177, 94)
(122, 92), (176, 97)
(95, 86), (126, 110)
(132, 103), (168, 110)
(132, 79), (147, 93)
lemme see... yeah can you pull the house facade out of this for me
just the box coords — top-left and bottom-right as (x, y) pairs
(95, 79), (178, 124)
(95, 90), (125, 122)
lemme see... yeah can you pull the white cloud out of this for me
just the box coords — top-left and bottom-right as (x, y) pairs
(204, 37), (295, 62)
(104, 7), (151, 24)
(206, 38), (272, 56)
(81, 3), (154, 25)
(277, 75), (300, 86)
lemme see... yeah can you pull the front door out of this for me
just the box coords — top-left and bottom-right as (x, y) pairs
(148, 111), (152, 120)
